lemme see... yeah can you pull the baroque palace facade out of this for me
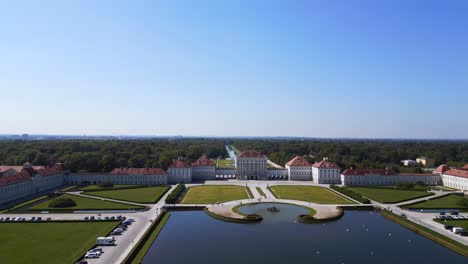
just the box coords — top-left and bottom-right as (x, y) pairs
(2, 149), (468, 205)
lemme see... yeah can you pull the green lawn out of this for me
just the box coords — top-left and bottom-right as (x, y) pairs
(256, 187), (266, 197)
(404, 194), (468, 211)
(214, 159), (235, 169)
(269, 185), (353, 204)
(0, 221), (119, 264)
(79, 184), (141, 191)
(29, 194), (144, 211)
(85, 186), (169, 203)
(181, 185), (251, 204)
(346, 186), (432, 203)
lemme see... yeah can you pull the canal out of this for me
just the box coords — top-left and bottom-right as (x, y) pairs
(143, 203), (467, 263)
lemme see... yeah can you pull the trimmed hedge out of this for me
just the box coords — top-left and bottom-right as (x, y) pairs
(49, 197), (77, 208)
(330, 185), (371, 204)
(165, 184), (185, 204)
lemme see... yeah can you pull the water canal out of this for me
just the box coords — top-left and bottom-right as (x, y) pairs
(143, 203), (466, 263)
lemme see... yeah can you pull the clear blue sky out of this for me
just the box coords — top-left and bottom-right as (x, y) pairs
(1, 0), (467, 138)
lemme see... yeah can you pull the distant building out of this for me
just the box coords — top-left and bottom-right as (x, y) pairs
(67, 168), (167, 186)
(435, 164), (468, 191)
(340, 167), (440, 186)
(416, 157), (435, 168)
(235, 150), (268, 180)
(167, 159), (192, 184)
(285, 156), (312, 181)
(191, 154), (216, 181)
(0, 163), (65, 205)
(312, 158), (341, 184)
(401, 160), (418, 167)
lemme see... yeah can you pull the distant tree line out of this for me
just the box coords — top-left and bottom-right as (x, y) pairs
(0, 139), (227, 172)
(1, 138), (467, 173)
(231, 139), (468, 170)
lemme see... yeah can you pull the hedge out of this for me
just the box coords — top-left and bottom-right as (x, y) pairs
(330, 185), (371, 204)
(165, 184), (185, 204)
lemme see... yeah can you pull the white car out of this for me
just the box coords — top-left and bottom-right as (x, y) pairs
(85, 252), (100, 258)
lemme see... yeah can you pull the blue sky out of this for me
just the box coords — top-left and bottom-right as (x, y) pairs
(1, 0), (467, 138)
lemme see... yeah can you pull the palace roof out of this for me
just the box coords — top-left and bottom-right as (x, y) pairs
(434, 165), (450, 174)
(192, 154), (215, 166)
(286, 156), (311, 167)
(444, 169), (468, 179)
(237, 150), (265, 158)
(110, 167), (166, 175)
(312, 159), (340, 169)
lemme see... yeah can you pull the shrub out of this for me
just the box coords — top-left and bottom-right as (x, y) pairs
(49, 197), (77, 208)
(98, 181), (114, 187)
(395, 182), (415, 189)
(165, 184), (185, 204)
(330, 185), (371, 204)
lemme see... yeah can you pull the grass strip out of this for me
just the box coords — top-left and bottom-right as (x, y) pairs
(381, 209), (468, 257)
(123, 212), (170, 264)
(256, 187), (266, 197)
(1, 196), (49, 213)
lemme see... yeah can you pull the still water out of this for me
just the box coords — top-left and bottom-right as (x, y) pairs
(143, 203), (466, 264)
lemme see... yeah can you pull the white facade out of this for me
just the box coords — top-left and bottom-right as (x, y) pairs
(0, 164), (65, 205)
(167, 167), (192, 184)
(313, 167), (341, 184)
(66, 173), (167, 185)
(192, 166), (216, 181)
(441, 169), (468, 191)
(287, 166), (312, 181)
(341, 169), (441, 186)
(235, 151), (268, 180)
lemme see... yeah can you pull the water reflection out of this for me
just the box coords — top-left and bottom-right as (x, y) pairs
(143, 203), (466, 264)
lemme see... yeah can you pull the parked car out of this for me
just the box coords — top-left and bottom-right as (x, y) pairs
(118, 224), (127, 230)
(104, 216), (110, 220)
(0, 218), (4, 221)
(46, 217), (51, 221)
(84, 216), (90, 221)
(90, 216), (95, 220)
(110, 216), (116, 220)
(35, 217), (42, 221)
(444, 225), (453, 230)
(85, 252), (100, 259)
(451, 211), (459, 215)
(440, 212), (446, 215)
(5, 217), (11, 221)
(89, 248), (103, 253)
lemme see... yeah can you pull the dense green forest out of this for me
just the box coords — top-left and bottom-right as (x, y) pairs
(0, 139), (227, 172)
(0, 139), (467, 173)
(231, 139), (468, 171)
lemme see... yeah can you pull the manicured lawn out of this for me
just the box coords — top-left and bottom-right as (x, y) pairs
(29, 194), (144, 211)
(256, 187), (265, 197)
(269, 185), (353, 204)
(79, 184), (141, 191)
(0, 221), (119, 264)
(404, 194), (468, 211)
(213, 159), (235, 169)
(346, 186), (432, 203)
(85, 186), (169, 203)
(181, 185), (251, 204)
